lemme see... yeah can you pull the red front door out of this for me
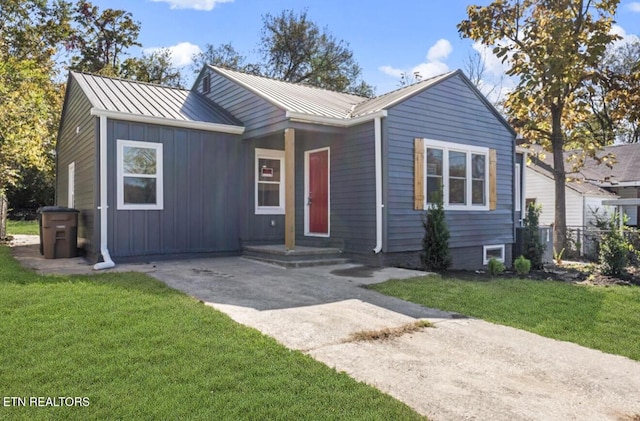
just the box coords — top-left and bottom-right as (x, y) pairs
(308, 149), (329, 235)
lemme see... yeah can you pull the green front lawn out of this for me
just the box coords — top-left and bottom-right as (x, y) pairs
(6, 220), (39, 236)
(370, 274), (640, 361)
(0, 246), (423, 420)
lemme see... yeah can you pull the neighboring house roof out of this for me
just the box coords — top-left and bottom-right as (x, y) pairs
(70, 72), (243, 130)
(527, 160), (616, 197)
(526, 143), (640, 188)
(206, 66), (515, 134)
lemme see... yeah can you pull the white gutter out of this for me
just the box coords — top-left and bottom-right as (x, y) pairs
(90, 108), (245, 135)
(373, 116), (383, 253)
(94, 115), (115, 270)
(286, 110), (387, 128)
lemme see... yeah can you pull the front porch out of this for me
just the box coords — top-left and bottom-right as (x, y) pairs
(242, 244), (348, 268)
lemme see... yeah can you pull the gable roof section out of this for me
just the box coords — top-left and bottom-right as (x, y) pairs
(71, 72), (244, 134)
(206, 66), (515, 133)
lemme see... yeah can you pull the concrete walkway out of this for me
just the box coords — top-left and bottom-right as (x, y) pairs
(9, 236), (640, 421)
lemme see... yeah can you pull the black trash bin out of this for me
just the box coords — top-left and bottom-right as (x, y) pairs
(38, 206), (79, 259)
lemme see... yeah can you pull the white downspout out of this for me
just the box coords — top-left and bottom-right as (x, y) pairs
(373, 116), (383, 253)
(94, 114), (115, 270)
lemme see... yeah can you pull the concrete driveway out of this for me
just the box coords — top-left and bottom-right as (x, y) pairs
(9, 235), (640, 421)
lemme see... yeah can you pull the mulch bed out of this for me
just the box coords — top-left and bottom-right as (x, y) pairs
(443, 264), (640, 287)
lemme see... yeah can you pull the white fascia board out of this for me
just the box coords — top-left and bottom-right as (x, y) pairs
(595, 181), (640, 188)
(602, 198), (640, 206)
(90, 108), (245, 135)
(286, 110), (388, 127)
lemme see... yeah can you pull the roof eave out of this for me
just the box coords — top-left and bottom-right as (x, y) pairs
(286, 110), (388, 127)
(90, 108), (245, 135)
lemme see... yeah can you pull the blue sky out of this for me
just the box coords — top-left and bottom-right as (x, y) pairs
(91, 0), (640, 96)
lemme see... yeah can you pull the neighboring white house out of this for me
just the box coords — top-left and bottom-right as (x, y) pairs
(525, 143), (640, 228)
(525, 163), (617, 229)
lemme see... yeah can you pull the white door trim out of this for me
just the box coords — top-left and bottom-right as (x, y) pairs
(68, 161), (75, 208)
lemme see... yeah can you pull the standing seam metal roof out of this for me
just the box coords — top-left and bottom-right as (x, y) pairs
(209, 66), (460, 120)
(71, 72), (242, 127)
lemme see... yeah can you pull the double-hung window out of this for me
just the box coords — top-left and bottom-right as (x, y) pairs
(424, 139), (490, 210)
(117, 140), (163, 210)
(255, 148), (285, 214)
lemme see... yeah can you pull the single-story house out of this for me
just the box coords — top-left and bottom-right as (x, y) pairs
(56, 65), (521, 270)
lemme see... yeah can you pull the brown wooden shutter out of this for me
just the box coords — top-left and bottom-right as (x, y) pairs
(489, 148), (497, 210)
(414, 138), (425, 210)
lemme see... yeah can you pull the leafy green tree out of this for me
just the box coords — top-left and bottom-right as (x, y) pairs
(421, 190), (452, 271)
(458, 0), (621, 252)
(69, 0), (141, 75)
(0, 0), (70, 238)
(122, 48), (183, 87)
(190, 43), (259, 74)
(259, 9), (374, 97)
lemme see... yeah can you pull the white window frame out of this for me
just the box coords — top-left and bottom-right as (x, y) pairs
(68, 161), (75, 208)
(515, 163), (522, 213)
(424, 139), (490, 211)
(483, 244), (505, 265)
(255, 148), (285, 215)
(117, 139), (163, 211)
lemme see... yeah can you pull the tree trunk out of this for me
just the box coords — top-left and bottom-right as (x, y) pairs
(0, 193), (7, 240)
(551, 107), (568, 253)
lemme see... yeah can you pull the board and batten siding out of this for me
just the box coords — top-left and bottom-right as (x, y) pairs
(55, 77), (98, 257)
(203, 71), (287, 137)
(291, 124), (376, 253)
(105, 120), (242, 258)
(384, 74), (515, 263)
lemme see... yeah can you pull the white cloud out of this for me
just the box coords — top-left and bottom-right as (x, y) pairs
(426, 39), (453, 62)
(628, 2), (640, 12)
(151, 0), (233, 11)
(609, 24), (640, 50)
(144, 42), (202, 67)
(378, 65), (404, 78)
(378, 38), (453, 83)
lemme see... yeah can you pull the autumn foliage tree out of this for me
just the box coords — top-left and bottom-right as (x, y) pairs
(458, 0), (621, 252)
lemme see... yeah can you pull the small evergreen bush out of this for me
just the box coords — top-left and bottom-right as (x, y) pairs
(513, 255), (531, 277)
(599, 215), (629, 277)
(421, 189), (452, 271)
(523, 203), (545, 270)
(487, 257), (505, 276)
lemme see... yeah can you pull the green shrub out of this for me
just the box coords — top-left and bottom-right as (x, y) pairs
(487, 257), (505, 276)
(514, 255), (531, 277)
(421, 189), (452, 271)
(599, 215), (629, 276)
(523, 203), (545, 269)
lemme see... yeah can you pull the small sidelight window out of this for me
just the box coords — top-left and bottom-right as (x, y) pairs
(255, 148), (285, 214)
(117, 140), (163, 210)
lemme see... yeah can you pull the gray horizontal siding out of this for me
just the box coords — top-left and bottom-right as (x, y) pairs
(106, 120), (242, 258)
(384, 73), (515, 255)
(204, 71), (286, 136)
(56, 78), (98, 257)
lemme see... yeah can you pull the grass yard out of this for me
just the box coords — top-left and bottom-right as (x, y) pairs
(0, 246), (423, 420)
(6, 220), (39, 236)
(370, 274), (640, 361)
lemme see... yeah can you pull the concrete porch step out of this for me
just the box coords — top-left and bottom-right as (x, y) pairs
(242, 244), (350, 268)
